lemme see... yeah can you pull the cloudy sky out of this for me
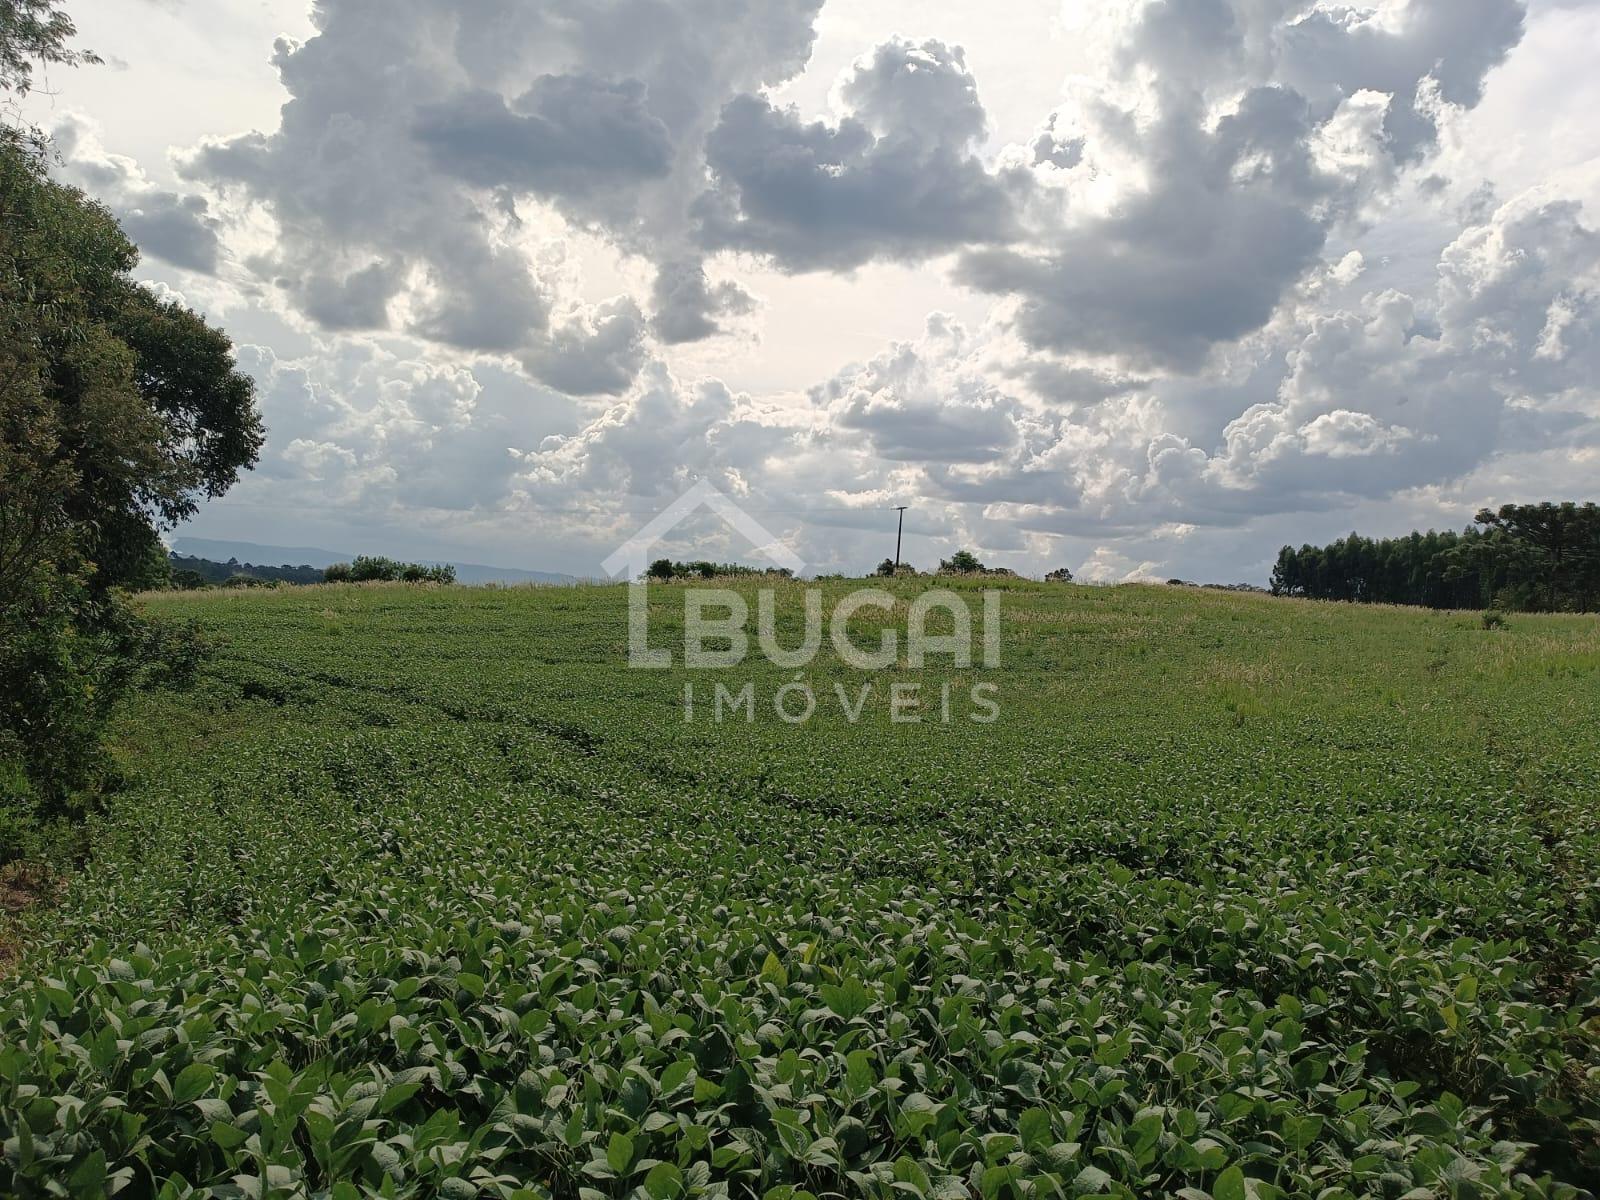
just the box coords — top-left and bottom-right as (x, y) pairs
(25, 0), (1600, 581)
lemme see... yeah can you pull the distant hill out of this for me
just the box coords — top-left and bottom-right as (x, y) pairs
(174, 538), (349, 570)
(169, 553), (324, 586)
(172, 538), (579, 586)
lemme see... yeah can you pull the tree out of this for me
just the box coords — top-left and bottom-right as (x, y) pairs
(325, 556), (455, 584)
(1045, 567), (1073, 583)
(170, 568), (208, 590)
(939, 550), (984, 574)
(1269, 503), (1600, 613)
(2, 145), (262, 592)
(1, 0), (97, 99)
(1474, 503), (1600, 612)
(2, 117), (261, 846)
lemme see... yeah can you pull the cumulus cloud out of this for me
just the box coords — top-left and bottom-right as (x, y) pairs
(837, 37), (989, 147)
(234, 341), (582, 516)
(1076, 546), (1166, 584)
(51, 115), (222, 273)
(1193, 193), (1600, 514)
(515, 363), (796, 511)
(413, 76), (674, 199)
(64, 0), (1600, 585)
(180, 0), (825, 369)
(694, 39), (1020, 271)
(648, 259), (758, 344)
(813, 316), (1025, 463)
(1277, 0), (1525, 161)
(958, 0), (1527, 370)
(503, 156), (1599, 568)
(521, 297), (649, 398)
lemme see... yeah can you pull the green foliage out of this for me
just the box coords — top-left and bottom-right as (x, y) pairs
(1473, 503), (1600, 612)
(1273, 503), (1600, 612)
(0, 131), (259, 846)
(0, 582), (205, 856)
(167, 553), (323, 588)
(324, 556), (457, 585)
(1482, 608), (1508, 631)
(645, 559), (794, 581)
(0, 138), (261, 582)
(938, 549), (985, 574)
(2, 580), (1598, 1195)
(123, 541), (173, 592)
(169, 568), (209, 591)
(0, 0), (97, 98)
(934, 551), (1019, 579)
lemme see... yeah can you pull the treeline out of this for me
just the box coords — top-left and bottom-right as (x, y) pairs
(324, 556), (456, 584)
(168, 554), (323, 588)
(2, 6), (262, 860)
(647, 559), (793, 580)
(1271, 503), (1600, 612)
(164, 554), (458, 589)
(872, 550), (1070, 580)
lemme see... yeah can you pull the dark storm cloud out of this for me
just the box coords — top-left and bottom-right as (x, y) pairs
(115, 192), (221, 273)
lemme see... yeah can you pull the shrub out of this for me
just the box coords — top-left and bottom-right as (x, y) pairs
(938, 550), (985, 574)
(0, 589), (209, 864)
(642, 560), (786, 581)
(326, 557), (454, 584)
(348, 555), (401, 582)
(1482, 609), (1508, 630)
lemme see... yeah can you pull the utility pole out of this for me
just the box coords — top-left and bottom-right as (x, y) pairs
(893, 506), (908, 572)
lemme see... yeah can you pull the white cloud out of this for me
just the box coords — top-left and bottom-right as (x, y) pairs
(41, 0), (1600, 585)
(178, 0), (825, 366)
(1076, 546), (1166, 584)
(958, 0), (1525, 369)
(695, 38), (1021, 271)
(51, 113), (222, 272)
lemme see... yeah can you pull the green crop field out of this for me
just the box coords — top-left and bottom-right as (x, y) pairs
(2, 580), (1598, 1199)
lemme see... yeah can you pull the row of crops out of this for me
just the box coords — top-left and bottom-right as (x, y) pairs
(2, 580), (1597, 1197)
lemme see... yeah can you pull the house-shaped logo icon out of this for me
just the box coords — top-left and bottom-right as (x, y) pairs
(602, 479), (806, 579)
